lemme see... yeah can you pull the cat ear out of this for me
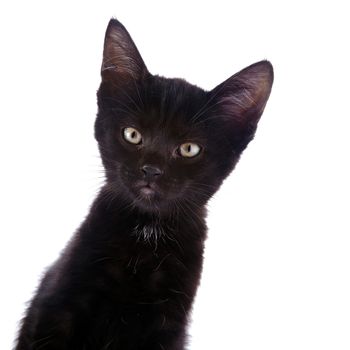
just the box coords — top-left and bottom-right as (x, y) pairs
(101, 19), (148, 83)
(210, 60), (273, 134)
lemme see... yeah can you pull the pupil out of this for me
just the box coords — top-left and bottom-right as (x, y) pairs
(187, 144), (191, 152)
(131, 131), (136, 138)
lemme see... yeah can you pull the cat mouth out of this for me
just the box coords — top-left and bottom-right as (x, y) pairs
(135, 180), (159, 198)
(131, 180), (165, 212)
(139, 185), (156, 196)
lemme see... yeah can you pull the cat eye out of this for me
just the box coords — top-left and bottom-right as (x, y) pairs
(123, 127), (142, 145)
(178, 142), (201, 158)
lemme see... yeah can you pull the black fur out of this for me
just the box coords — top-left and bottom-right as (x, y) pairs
(15, 19), (273, 349)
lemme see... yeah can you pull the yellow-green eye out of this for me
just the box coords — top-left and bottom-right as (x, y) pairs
(123, 127), (142, 145)
(179, 142), (201, 158)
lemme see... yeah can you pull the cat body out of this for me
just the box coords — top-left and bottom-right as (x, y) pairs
(16, 192), (204, 349)
(15, 19), (273, 350)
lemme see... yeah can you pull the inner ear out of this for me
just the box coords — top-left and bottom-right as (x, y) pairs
(210, 60), (274, 126)
(101, 19), (148, 83)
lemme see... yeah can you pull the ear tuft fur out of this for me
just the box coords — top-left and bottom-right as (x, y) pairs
(209, 60), (273, 152)
(101, 19), (148, 82)
(211, 60), (274, 125)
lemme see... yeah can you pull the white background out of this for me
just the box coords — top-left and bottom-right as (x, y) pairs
(1, 1), (349, 349)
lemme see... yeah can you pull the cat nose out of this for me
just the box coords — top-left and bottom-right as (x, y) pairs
(141, 164), (163, 179)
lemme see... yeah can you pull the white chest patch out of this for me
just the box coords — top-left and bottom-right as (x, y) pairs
(133, 223), (165, 243)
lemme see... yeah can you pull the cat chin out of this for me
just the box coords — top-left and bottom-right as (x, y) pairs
(133, 196), (164, 214)
(125, 185), (162, 212)
(131, 189), (174, 214)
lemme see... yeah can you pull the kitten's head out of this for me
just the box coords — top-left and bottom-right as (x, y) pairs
(96, 19), (273, 215)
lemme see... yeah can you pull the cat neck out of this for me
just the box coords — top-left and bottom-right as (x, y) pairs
(84, 185), (207, 244)
(97, 185), (205, 219)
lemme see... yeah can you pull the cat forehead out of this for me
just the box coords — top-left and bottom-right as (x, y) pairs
(143, 77), (208, 122)
(114, 77), (208, 129)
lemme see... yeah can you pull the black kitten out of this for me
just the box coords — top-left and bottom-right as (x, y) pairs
(15, 19), (273, 350)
